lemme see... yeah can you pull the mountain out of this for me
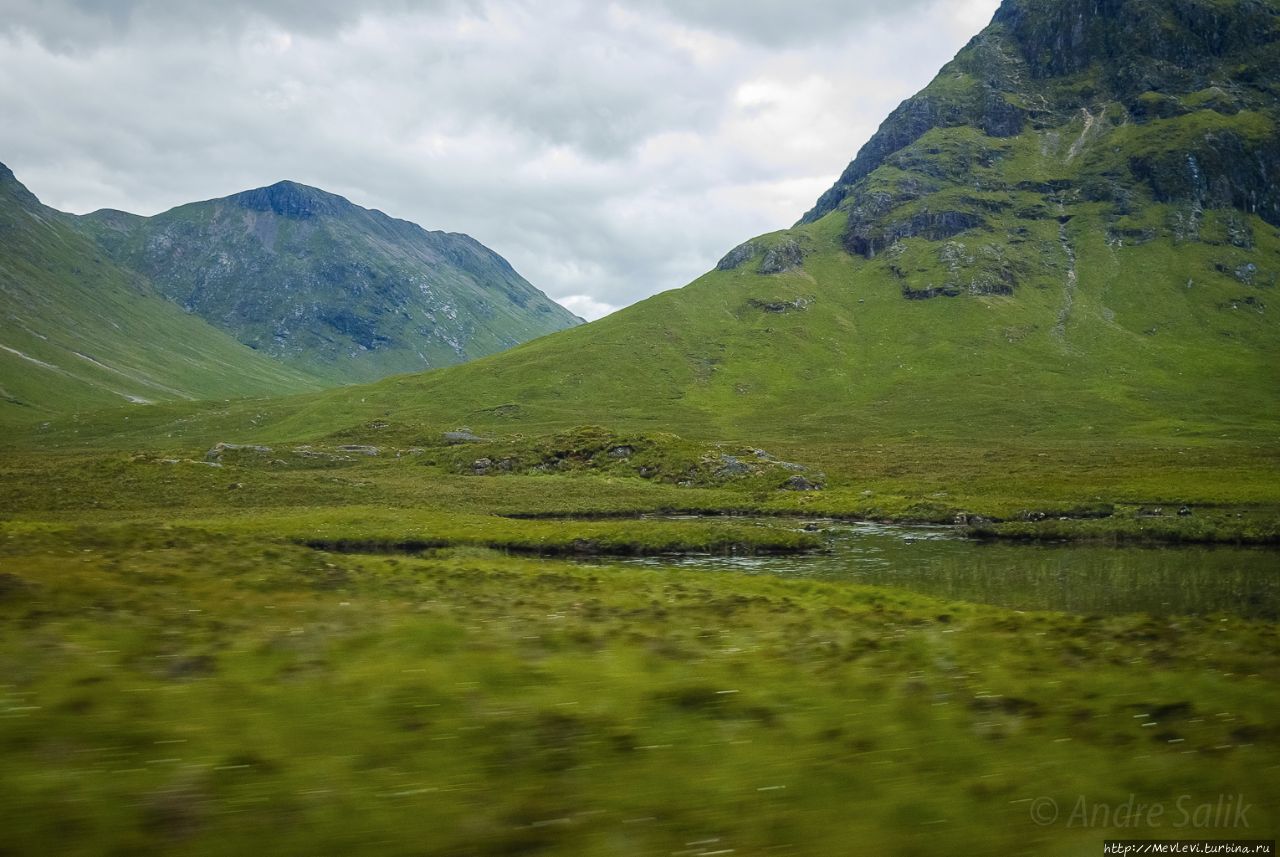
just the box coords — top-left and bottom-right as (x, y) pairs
(0, 163), (324, 421)
(77, 181), (581, 384)
(22, 0), (1280, 449)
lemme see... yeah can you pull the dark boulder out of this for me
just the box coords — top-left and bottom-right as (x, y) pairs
(715, 455), (753, 478)
(782, 475), (823, 491)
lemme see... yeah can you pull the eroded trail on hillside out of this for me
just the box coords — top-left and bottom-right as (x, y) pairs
(1066, 106), (1098, 162)
(1054, 205), (1078, 341)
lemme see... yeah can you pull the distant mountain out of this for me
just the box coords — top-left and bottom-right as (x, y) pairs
(0, 163), (322, 421)
(78, 180), (581, 384)
(194, 0), (1280, 445)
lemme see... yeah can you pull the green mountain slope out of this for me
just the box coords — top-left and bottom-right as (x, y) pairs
(184, 0), (1277, 439)
(21, 0), (1280, 452)
(0, 163), (324, 422)
(78, 181), (581, 384)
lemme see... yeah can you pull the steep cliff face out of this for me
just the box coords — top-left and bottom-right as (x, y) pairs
(79, 181), (581, 384)
(802, 0), (1280, 251)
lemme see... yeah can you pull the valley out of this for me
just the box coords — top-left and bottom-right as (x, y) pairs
(1, 0), (1278, 853)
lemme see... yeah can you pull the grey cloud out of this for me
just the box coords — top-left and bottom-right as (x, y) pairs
(0, 0), (1000, 318)
(381, 5), (733, 158)
(649, 0), (941, 46)
(0, 0), (456, 50)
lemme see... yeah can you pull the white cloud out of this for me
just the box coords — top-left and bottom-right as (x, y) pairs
(553, 294), (619, 322)
(0, 0), (1003, 314)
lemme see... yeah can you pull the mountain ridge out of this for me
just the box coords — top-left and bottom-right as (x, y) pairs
(0, 163), (582, 419)
(75, 177), (581, 383)
(803, 0), (1280, 227)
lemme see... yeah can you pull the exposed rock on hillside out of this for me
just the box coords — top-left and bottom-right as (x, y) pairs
(800, 0), (1280, 296)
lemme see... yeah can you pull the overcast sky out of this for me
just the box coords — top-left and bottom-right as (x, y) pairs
(0, 0), (1000, 320)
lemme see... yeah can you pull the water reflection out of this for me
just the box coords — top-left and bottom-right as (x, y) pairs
(599, 521), (1280, 619)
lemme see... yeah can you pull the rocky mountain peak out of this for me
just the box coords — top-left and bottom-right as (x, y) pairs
(228, 180), (352, 220)
(800, 0), (1280, 241)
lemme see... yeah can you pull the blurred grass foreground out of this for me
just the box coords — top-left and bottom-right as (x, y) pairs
(1, 519), (1276, 856)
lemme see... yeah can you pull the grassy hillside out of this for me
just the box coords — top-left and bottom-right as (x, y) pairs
(33, 193), (1276, 450)
(0, 164), (322, 423)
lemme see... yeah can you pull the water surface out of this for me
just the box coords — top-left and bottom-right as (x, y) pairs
(596, 521), (1280, 619)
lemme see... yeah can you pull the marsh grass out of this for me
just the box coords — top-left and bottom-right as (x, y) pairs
(0, 526), (1276, 856)
(0, 423), (1275, 854)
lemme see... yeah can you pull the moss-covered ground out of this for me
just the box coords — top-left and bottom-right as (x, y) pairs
(4, 424), (1275, 545)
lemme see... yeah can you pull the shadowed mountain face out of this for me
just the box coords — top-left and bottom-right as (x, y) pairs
(184, 0), (1277, 447)
(78, 180), (580, 384)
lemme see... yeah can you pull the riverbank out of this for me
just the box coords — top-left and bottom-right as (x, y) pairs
(967, 509), (1280, 545)
(3, 443), (1278, 549)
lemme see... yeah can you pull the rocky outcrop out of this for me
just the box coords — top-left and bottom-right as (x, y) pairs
(799, 0), (1280, 237)
(993, 0), (1279, 86)
(903, 285), (963, 300)
(802, 85), (1028, 224)
(782, 475), (823, 491)
(846, 210), (987, 259)
(758, 239), (808, 274)
(717, 238), (809, 275)
(205, 442), (272, 463)
(229, 181), (350, 220)
(1129, 132), (1280, 227)
(747, 297), (813, 313)
(716, 241), (757, 271)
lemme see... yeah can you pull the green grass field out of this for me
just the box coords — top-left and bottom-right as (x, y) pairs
(0, 411), (1269, 854)
(0, 429), (1275, 854)
(2, 523), (1276, 857)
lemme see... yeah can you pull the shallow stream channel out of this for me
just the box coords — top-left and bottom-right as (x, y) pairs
(584, 519), (1280, 619)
